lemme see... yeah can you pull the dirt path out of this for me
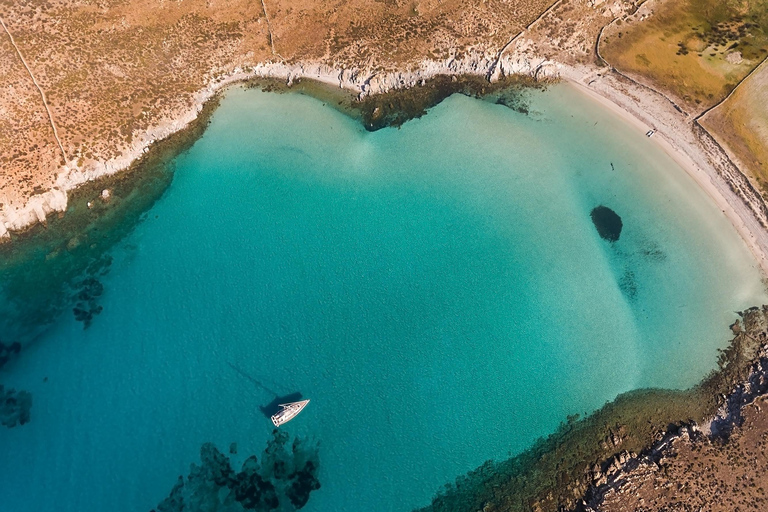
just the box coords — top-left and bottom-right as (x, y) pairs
(259, 0), (278, 57)
(488, 0), (564, 79)
(0, 15), (67, 164)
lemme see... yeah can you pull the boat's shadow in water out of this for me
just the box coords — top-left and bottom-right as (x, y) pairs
(227, 362), (303, 420)
(259, 392), (305, 418)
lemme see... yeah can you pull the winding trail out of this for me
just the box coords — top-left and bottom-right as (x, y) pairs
(0, 15), (67, 164)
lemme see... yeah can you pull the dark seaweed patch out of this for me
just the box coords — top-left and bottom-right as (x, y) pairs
(641, 242), (666, 262)
(355, 74), (541, 131)
(72, 276), (105, 328)
(590, 206), (623, 242)
(0, 385), (31, 428)
(152, 431), (320, 512)
(0, 341), (21, 370)
(619, 269), (638, 300)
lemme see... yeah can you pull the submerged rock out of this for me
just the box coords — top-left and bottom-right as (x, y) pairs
(590, 206), (623, 242)
(0, 341), (21, 370)
(72, 276), (105, 328)
(0, 385), (32, 428)
(152, 431), (320, 512)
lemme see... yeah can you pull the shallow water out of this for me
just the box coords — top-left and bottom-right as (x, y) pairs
(1, 83), (765, 512)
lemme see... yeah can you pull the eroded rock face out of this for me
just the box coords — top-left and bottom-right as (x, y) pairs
(0, 385), (32, 428)
(152, 431), (320, 512)
(590, 205), (623, 242)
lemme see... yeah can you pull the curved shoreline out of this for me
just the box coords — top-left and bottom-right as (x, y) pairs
(563, 71), (768, 277)
(0, 55), (556, 240)
(4, 56), (768, 284)
(3, 59), (768, 512)
(416, 306), (768, 512)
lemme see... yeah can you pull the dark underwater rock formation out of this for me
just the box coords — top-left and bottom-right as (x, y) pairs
(72, 277), (104, 328)
(355, 74), (538, 131)
(151, 430), (320, 512)
(0, 385), (32, 428)
(0, 341), (21, 370)
(590, 206), (623, 242)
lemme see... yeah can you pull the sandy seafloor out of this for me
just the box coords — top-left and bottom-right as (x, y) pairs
(0, 83), (766, 512)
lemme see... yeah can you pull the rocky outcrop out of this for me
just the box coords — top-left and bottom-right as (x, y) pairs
(575, 306), (768, 511)
(152, 430), (320, 512)
(251, 54), (557, 98)
(0, 187), (67, 237)
(0, 385), (32, 428)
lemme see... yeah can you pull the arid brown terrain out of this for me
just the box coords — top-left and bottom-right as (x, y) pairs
(585, 398), (768, 512)
(0, 0), (561, 219)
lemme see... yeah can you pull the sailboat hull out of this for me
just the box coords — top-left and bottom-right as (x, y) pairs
(270, 399), (310, 427)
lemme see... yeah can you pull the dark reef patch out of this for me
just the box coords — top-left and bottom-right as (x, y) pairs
(640, 241), (666, 262)
(590, 206), (623, 242)
(0, 93), (222, 345)
(72, 276), (106, 328)
(354, 74), (541, 131)
(0, 385), (32, 428)
(0, 340), (21, 370)
(152, 431), (320, 512)
(618, 269), (638, 301)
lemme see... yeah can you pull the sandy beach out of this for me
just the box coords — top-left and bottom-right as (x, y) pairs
(562, 67), (768, 276)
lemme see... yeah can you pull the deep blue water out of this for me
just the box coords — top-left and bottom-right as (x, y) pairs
(0, 83), (765, 512)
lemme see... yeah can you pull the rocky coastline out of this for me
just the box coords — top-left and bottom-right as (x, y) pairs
(572, 307), (768, 511)
(5, 46), (768, 286)
(413, 306), (768, 512)
(0, 53), (557, 242)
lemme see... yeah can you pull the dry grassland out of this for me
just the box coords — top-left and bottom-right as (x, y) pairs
(702, 62), (768, 194)
(598, 396), (768, 512)
(601, 0), (768, 111)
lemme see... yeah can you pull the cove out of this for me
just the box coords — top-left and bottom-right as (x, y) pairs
(0, 83), (766, 512)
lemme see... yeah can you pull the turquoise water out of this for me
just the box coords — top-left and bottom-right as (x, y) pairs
(1, 83), (766, 512)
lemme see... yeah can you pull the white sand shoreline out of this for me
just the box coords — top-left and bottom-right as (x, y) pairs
(563, 72), (768, 277)
(3, 55), (768, 282)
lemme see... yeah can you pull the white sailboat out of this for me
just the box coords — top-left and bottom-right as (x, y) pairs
(271, 399), (310, 427)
